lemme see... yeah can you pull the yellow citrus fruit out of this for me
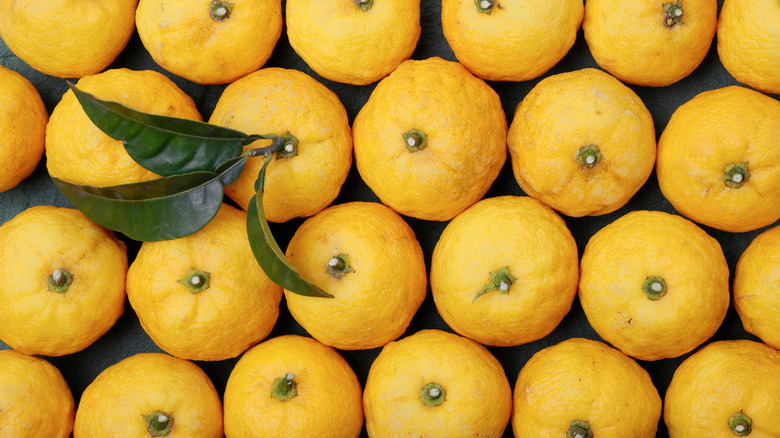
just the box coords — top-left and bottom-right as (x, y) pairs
(0, 205), (127, 356)
(0, 0), (137, 78)
(656, 86), (780, 233)
(223, 335), (363, 438)
(734, 224), (780, 350)
(507, 68), (657, 217)
(664, 340), (780, 438)
(512, 338), (662, 438)
(209, 67), (352, 223)
(0, 65), (47, 193)
(286, 0), (420, 85)
(583, 0), (717, 87)
(353, 57), (506, 221)
(364, 329), (512, 437)
(46, 68), (202, 187)
(74, 353), (223, 438)
(126, 204), (283, 361)
(136, 0), (282, 85)
(579, 210), (730, 361)
(717, 0), (780, 95)
(430, 195), (579, 347)
(0, 349), (75, 438)
(441, 0), (583, 82)
(284, 201), (427, 350)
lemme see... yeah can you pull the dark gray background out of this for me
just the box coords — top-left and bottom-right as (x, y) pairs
(1, 1), (778, 437)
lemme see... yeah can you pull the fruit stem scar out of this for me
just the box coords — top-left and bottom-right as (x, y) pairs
(642, 276), (667, 300)
(473, 266), (517, 302)
(209, 0), (234, 21)
(403, 129), (428, 152)
(420, 382), (446, 406)
(567, 420), (594, 438)
(271, 372), (298, 402)
(724, 162), (750, 189)
(352, 0), (374, 11)
(729, 410), (752, 436)
(142, 410), (174, 437)
(47, 268), (73, 294)
(475, 0), (496, 13)
(663, 0), (684, 28)
(275, 132), (299, 159)
(576, 144), (601, 169)
(177, 268), (211, 294)
(325, 253), (355, 279)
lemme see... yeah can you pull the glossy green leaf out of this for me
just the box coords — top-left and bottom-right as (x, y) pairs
(246, 154), (333, 298)
(67, 82), (268, 176)
(216, 155), (248, 186)
(52, 156), (247, 242)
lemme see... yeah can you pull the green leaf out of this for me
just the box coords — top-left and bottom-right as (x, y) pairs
(67, 82), (268, 176)
(216, 155), (248, 186)
(246, 154), (333, 298)
(52, 156), (247, 242)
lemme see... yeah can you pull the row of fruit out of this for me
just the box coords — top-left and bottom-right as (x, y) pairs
(4, 323), (779, 437)
(7, 60), (780, 232)
(1, 0), (778, 93)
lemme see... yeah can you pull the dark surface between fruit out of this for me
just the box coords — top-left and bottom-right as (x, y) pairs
(1, 1), (778, 437)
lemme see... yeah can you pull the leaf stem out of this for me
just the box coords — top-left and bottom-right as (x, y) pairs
(246, 133), (288, 157)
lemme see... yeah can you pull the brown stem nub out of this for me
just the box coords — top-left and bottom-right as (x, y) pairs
(352, 0), (373, 11)
(420, 382), (446, 407)
(475, 0), (496, 14)
(325, 253), (355, 279)
(177, 268), (211, 294)
(642, 276), (667, 300)
(567, 420), (594, 438)
(47, 268), (73, 294)
(142, 411), (174, 437)
(724, 162), (750, 189)
(275, 132), (299, 159)
(729, 411), (752, 436)
(210, 1), (234, 21)
(663, 0), (684, 28)
(403, 129), (428, 152)
(271, 373), (298, 402)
